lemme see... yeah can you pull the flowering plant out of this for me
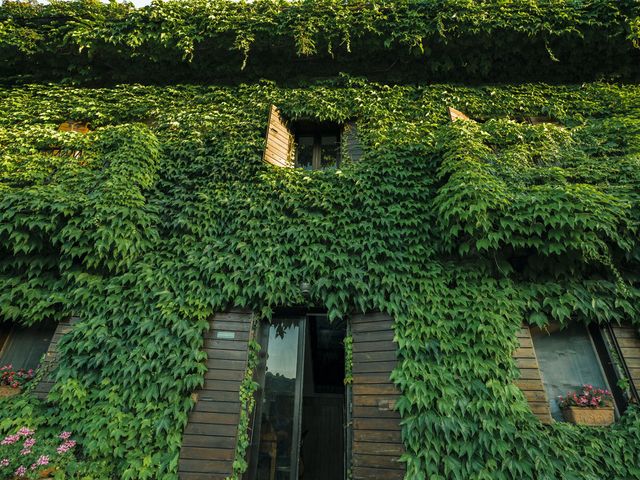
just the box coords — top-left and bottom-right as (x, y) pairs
(557, 384), (613, 409)
(0, 427), (76, 479)
(0, 365), (36, 389)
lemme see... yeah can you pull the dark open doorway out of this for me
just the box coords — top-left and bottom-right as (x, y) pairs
(300, 315), (346, 479)
(247, 314), (347, 480)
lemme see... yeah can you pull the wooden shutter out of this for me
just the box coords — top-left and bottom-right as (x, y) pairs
(34, 316), (79, 399)
(263, 105), (294, 168)
(342, 121), (363, 163)
(448, 107), (471, 122)
(513, 325), (552, 424)
(58, 121), (90, 134)
(611, 323), (640, 399)
(53, 121), (89, 158)
(350, 313), (405, 480)
(179, 310), (253, 480)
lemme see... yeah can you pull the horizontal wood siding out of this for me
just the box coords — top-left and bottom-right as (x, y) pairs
(263, 105), (293, 168)
(351, 312), (405, 480)
(179, 311), (252, 480)
(34, 317), (78, 400)
(514, 325), (552, 424)
(612, 323), (640, 395)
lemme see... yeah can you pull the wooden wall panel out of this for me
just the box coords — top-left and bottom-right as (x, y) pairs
(263, 105), (293, 168)
(351, 312), (405, 480)
(179, 311), (253, 480)
(34, 316), (79, 399)
(513, 325), (552, 424)
(612, 323), (640, 394)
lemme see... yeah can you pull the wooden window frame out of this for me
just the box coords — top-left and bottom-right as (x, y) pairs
(294, 130), (342, 171)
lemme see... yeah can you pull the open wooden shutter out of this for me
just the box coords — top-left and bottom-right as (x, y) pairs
(34, 316), (79, 399)
(58, 121), (90, 134)
(342, 121), (363, 163)
(447, 107), (471, 122)
(179, 310), (253, 480)
(611, 323), (640, 401)
(513, 325), (552, 424)
(53, 121), (89, 158)
(263, 105), (294, 168)
(350, 313), (405, 480)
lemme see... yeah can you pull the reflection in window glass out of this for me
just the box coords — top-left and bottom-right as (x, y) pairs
(296, 136), (314, 170)
(255, 323), (302, 480)
(0, 323), (56, 370)
(532, 323), (610, 421)
(320, 135), (339, 169)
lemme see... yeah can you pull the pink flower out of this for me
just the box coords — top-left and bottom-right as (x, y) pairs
(1, 434), (19, 445)
(58, 431), (72, 440)
(20, 449), (31, 456)
(0, 458), (9, 467)
(57, 440), (76, 454)
(14, 465), (26, 477)
(16, 428), (34, 437)
(36, 455), (49, 466)
(23, 438), (35, 448)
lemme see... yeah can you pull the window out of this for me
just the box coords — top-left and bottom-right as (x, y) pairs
(0, 322), (56, 371)
(531, 322), (626, 421)
(294, 122), (341, 170)
(263, 106), (362, 169)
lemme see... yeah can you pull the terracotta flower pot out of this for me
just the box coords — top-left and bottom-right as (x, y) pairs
(0, 386), (21, 398)
(39, 466), (57, 478)
(562, 406), (614, 426)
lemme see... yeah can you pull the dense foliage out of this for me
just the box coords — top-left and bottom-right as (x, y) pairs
(0, 0), (639, 84)
(0, 80), (639, 479)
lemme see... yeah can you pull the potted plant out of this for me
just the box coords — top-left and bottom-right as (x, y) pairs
(0, 365), (36, 398)
(558, 384), (614, 426)
(0, 427), (77, 479)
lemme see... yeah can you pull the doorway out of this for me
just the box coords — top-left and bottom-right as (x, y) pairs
(247, 314), (347, 480)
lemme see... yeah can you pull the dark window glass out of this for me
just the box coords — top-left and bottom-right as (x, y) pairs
(294, 129), (340, 170)
(296, 136), (314, 170)
(320, 135), (339, 169)
(531, 323), (611, 421)
(0, 323), (56, 371)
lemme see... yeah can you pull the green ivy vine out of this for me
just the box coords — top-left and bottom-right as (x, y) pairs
(0, 80), (639, 479)
(229, 338), (260, 480)
(0, 0), (638, 83)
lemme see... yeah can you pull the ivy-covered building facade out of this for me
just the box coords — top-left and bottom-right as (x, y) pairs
(1, 1), (640, 479)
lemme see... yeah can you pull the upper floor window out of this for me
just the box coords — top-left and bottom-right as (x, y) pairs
(294, 121), (341, 170)
(263, 105), (360, 169)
